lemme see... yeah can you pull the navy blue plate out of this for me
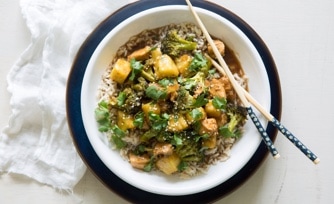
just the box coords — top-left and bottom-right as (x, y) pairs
(66, 0), (281, 203)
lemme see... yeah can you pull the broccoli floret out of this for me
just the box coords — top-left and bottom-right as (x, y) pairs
(174, 131), (204, 162)
(113, 79), (147, 114)
(132, 77), (148, 92)
(174, 86), (195, 110)
(161, 30), (197, 57)
(141, 60), (156, 82)
(227, 104), (247, 131)
(219, 103), (248, 138)
(182, 72), (206, 92)
(140, 70), (155, 82)
(122, 88), (142, 114)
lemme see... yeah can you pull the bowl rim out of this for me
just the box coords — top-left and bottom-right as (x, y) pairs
(66, 0), (281, 203)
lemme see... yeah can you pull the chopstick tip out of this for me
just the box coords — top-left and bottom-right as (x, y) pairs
(274, 154), (280, 159)
(313, 158), (320, 165)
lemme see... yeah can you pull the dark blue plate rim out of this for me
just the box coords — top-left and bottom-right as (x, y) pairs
(66, 0), (282, 203)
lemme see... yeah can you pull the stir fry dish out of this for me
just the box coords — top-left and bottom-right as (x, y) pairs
(95, 23), (248, 177)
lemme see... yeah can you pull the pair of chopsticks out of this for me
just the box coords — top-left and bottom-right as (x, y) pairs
(185, 0), (319, 164)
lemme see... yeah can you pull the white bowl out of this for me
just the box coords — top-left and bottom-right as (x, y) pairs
(80, 5), (271, 196)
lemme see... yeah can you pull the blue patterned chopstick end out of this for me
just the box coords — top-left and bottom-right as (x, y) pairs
(246, 107), (279, 158)
(271, 118), (319, 163)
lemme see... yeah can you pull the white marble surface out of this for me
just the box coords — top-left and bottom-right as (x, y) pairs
(1, 0), (333, 203)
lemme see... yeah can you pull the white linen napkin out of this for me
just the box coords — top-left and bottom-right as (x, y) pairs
(0, 0), (132, 191)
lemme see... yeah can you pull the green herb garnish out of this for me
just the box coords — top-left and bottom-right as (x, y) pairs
(189, 52), (208, 72)
(129, 58), (144, 81)
(117, 91), (127, 106)
(212, 96), (227, 110)
(148, 112), (169, 131)
(193, 93), (208, 107)
(133, 111), (145, 129)
(189, 108), (203, 121)
(95, 100), (111, 132)
(171, 134), (183, 146)
(145, 85), (167, 100)
(111, 125), (126, 149)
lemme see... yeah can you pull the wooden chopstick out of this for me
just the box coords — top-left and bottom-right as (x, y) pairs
(185, 0), (320, 164)
(185, 0), (279, 159)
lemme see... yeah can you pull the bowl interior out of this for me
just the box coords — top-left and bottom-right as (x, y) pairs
(80, 5), (271, 195)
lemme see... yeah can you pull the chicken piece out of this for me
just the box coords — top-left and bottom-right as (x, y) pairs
(128, 153), (150, 170)
(193, 85), (204, 98)
(167, 83), (180, 102)
(157, 101), (171, 113)
(199, 118), (218, 135)
(199, 118), (218, 149)
(207, 40), (225, 58)
(216, 113), (228, 126)
(220, 76), (232, 91)
(127, 46), (151, 61)
(207, 77), (227, 98)
(153, 143), (174, 156)
(220, 76), (236, 100)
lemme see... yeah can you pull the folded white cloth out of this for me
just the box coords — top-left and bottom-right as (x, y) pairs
(0, 0), (132, 191)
